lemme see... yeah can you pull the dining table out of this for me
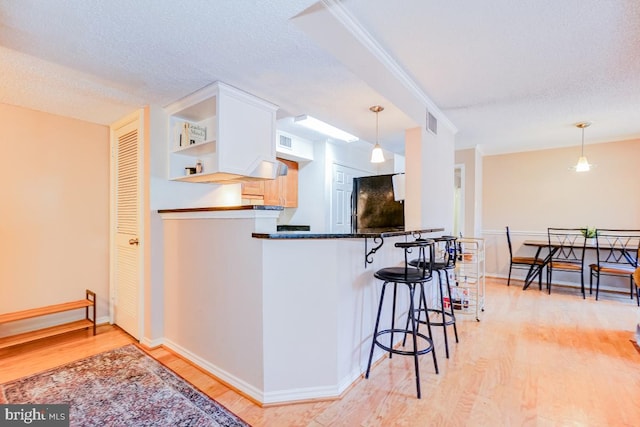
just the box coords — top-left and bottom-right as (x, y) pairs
(520, 240), (551, 290)
(520, 240), (597, 290)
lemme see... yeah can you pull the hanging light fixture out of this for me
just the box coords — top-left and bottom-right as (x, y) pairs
(574, 122), (592, 172)
(370, 105), (385, 163)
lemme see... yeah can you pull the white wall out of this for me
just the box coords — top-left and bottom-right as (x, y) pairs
(262, 234), (415, 402)
(161, 211), (434, 404)
(145, 103), (245, 345)
(405, 126), (456, 233)
(162, 217), (266, 394)
(283, 138), (395, 232)
(146, 105), (167, 344)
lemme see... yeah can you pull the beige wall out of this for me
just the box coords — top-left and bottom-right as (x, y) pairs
(484, 138), (640, 231)
(482, 138), (640, 277)
(0, 103), (109, 330)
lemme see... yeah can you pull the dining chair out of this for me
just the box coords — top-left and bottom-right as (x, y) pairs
(546, 228), (587, 297)
(589, 229), (640, 301)
(505, 226), (544, 288)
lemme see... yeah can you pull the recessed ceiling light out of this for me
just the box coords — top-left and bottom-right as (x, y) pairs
(294, 115), (359, 142)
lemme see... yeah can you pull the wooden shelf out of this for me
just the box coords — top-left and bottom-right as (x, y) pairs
(0, 319), (94, 349)
(0, 290), (96, 349)
(0, 299), (93, 323)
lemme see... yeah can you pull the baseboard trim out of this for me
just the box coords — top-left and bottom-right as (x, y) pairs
(158, 337), (394, 405)
(162, 338), (266, 404)
(139, 336), (163, 349)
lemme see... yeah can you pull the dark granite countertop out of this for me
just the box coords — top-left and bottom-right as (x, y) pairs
(158, 205), (283, 214)
(156, 206), (444, 241)
(252, 227), (444, 239)
(277, 225), (311, 232)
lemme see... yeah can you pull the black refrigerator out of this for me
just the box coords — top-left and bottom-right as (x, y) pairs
(351, 174), (405, 233)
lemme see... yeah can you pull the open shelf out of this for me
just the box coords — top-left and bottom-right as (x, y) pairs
(0, 319), (94, 349)
(172, 139), (216, 156)
(0, 289), (96, 349)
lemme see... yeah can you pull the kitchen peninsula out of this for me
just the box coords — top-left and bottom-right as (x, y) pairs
(158, 205), (443, 405)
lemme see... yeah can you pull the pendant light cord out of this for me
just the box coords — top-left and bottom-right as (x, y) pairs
(375, 111), (379, 144)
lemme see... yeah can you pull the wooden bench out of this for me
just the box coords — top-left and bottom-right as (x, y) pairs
(0, 289), (96, 349)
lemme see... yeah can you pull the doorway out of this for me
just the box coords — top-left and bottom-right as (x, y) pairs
(330, 163), (368, 233)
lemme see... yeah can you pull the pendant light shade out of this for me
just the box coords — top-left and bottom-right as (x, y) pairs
(370, 105), (385, 163)
(575, 156), (590, 172)
(370, 143), (384, 163)
(574, 122), (591, 172)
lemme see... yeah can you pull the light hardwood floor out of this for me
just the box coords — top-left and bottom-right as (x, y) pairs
(1, 278), (639, 426)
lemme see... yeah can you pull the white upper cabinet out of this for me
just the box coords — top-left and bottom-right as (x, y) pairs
(165, 81), (278, 183)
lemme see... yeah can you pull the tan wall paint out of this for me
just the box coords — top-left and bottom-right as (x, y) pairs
(0, 103), (109, 327)
(484, 138), (640, 231)
(483, 138), (640, 279)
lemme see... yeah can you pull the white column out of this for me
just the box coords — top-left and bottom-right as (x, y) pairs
(404, 126), (456, 233)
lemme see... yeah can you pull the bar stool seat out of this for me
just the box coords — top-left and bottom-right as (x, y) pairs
(365, 239), (438, 399)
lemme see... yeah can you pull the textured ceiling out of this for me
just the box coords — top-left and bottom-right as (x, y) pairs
(1, 0), (639, 155)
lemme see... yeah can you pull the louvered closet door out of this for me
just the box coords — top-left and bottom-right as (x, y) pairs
(113, 114), (142, 339)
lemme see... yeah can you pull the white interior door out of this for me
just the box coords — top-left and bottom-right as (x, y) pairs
(331, 164), (367, 233)
(111, 111), (144, 339)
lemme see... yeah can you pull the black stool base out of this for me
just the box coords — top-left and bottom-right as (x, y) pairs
(365, 280), (439, 399)
(372, 328), (435, 357)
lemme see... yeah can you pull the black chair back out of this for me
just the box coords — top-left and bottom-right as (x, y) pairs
(395, 239), (435, 281)
(595, 229), (640, 268)
(434, 235), (458, 269)
(506, 226), (514, 259)
(548, 227), (586, 264)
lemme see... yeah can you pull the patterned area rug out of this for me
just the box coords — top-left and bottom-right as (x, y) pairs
(0, 344), (249, 426)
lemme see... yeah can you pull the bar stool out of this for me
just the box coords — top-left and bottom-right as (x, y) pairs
(409, 235), (459, 358)
(365, 238), (438, 399)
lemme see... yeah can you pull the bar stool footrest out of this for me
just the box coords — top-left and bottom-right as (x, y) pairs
(373, 328), (435, 356)
(419, 308), (456, 327)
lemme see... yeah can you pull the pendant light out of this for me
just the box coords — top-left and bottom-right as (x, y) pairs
(370, 105), (385, 163)
(574, 122), (591, 172)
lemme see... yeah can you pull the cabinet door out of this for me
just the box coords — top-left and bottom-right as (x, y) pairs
(241, 181), (265, 198)
(263, 178), (281, 206)
(262, 158), (299, 207)
(281, 159), (298, 208)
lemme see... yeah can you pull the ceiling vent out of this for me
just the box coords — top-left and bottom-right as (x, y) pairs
(426, 111), (438, 135)
(278, 134), (292, 149)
